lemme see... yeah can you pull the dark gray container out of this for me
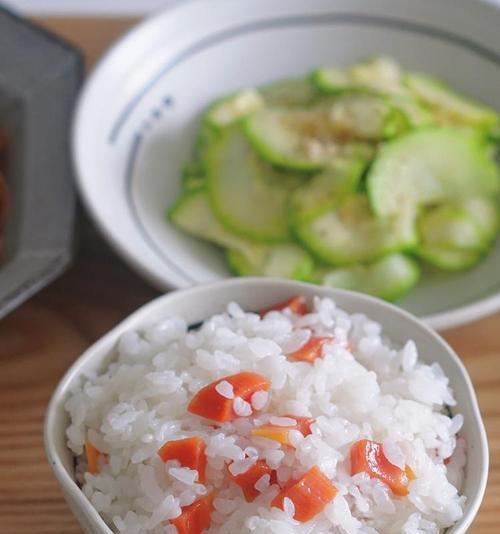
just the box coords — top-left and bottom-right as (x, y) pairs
(0, 6), (82, 319)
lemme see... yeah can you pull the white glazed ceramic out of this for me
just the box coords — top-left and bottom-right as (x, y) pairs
(45, 278), (488, 534)
(73, 0), (500, 331)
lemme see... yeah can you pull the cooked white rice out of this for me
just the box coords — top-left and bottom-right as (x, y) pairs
(66, 296), (466, 534)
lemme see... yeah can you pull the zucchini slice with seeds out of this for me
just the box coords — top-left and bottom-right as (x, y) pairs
(244, 94), (402, 172)
(316, 253), (420, 301)
(312, 57), (407, 96)
(294, 194), (417, 266)
(288, 157), (367, 223)
(207, 126), (303, 242)
(226, 244), (314, 280)
(417, 247), (482, 271)
(417, 204), (487, 252)
(204, 89), (265, 130)
(367, 127), (500, 217)
(169, 188), (258, 252)
(416, 197), (499, 270)
(245, 107), (338, 172)
(261, 77), (318, 107)
(327, 92), (409, 140)
(460, 196), (499, 242)
(169, 189), (313, 280)
(388, 95), (435, 128)
(405, 73), (498, 129)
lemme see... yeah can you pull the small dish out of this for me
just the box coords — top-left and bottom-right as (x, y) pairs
(73, 0), (500, 330)
(0, 6), (82, 318)
(45, 277), (488, 534)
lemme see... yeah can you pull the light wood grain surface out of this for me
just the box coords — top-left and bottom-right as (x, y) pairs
(0, 16), (498, 534)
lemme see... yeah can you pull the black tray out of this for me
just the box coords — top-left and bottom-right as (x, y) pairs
(0, 6), (82, 319)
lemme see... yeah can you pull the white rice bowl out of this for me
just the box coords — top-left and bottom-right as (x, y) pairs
(65, 296), (466, 534)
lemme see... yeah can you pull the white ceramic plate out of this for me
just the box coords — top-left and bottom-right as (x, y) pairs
(45, 278), (488, 534)
(73, 0), (500, 331)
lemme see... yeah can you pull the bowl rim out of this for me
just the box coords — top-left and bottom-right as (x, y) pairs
(71, 0), (500, 332)
(44, 277), (489, 534)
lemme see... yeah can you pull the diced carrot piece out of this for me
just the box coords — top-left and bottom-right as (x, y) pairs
(271, 465), (337, 522)
(228, 459), (276, 502)
(188, 372), (271, 422)
(288, 416), (314, 437)
(288, 336), (333, 363)
(171, 493), (215, 534)
(259, 296), (309, 316)
(350, 439), (415, 497)
(251, 416), (314, 447)
(158, 437), (207, 483)
(85, 440), (102, 475)
(252, 425), (294, 446)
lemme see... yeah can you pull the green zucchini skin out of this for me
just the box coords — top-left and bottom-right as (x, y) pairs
(244, 107), (330, 172)
(260, 77), (319, 107)
(317, 253), (421, 302)
(168, 188), (259, 252)
(204, 89), (265, 130)
(226, 244), (314, 281)
(312, 57), (407, 96)
(417, 248), (482, 271)
(169, 188), (314, 280)
(244, 93), (405, 172)
(293, 194), (417, 266)
(415, 197), (499, 270)
(288, 157), (367, 223)
(181, 161), (205, 191)
(171, 58), (500, 297)
(404, 73), (499, 129)
(206, 126), (304, 242)
(367, 127), (500, 217)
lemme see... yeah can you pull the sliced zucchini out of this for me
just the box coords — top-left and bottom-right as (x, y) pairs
(318, 253), (420, 301)
(288, 157), (367, 222)
(244, 96), (394, 171)
(227, 243), (314, 280)
(245, 107), (337, 172)
(416, 197), (499, 270)
(181, 161), (205, 191)
(194, 122), (219, 158)
(182, 124), (219, 188)
(367, 127), (500, 217)
(312, 67), (350, 94)
(204, 89), (265, 130)
(207, 125), (302, 242)
(169, 188), (258, 252)
(388, 95), (435, 128)
(417, 204), (487, 252)
(182, 159), (203, 177)
(417, 247), (482, 271)
(328, 92), (409, 140)
(312, 57), (407, 96)
(294, 194), (417, 265)
(405, 73), (498, 129)
(488, 122), (500, 143)
(169, 189), (314, 280)
(460, 196), (499, 242)
(261, 77), (318, 107)
(182, 174), (205, 191)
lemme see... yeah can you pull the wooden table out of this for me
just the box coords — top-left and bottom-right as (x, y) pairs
(0, 17), (498, 534)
